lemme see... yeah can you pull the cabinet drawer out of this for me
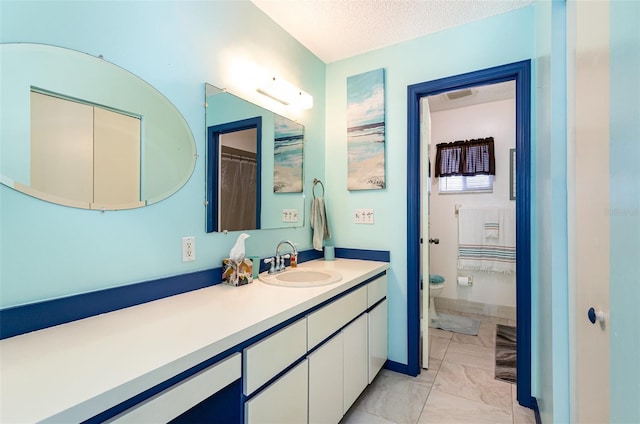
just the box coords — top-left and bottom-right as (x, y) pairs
(243, 318), (307, 396)
(108, 353), (241, 423)
(367, 274), (387, 307)
(244, 359), (308, 424)
(307, 285), (367, 350)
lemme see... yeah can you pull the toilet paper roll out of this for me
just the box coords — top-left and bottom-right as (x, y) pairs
(457, 276), (472, 286)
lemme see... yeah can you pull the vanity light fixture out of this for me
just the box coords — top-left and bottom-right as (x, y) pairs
(256, 75), (313, 110)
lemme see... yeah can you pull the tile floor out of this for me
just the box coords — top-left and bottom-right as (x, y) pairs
(340, 311), (537, 424)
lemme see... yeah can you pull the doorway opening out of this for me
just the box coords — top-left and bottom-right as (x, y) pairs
(407, 60), (533, 407)
(206, 117), (262, 233)
(421, 80), (517, 369)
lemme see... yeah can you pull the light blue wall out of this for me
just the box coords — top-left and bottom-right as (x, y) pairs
(0, 0), (325, 307)
(534, 1), (640, 421)
(533, 1), (571, 422)
(609, 1), (640, 422)
(325, 7), (535, 366)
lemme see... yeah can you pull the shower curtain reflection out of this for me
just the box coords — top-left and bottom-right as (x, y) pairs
(220, 153), (257, 231)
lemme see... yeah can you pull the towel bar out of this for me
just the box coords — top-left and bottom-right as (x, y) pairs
(312, 178), (325, 198)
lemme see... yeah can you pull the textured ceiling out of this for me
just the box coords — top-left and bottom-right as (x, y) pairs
(251, 0), (532, 63)
(427, 80), (515, 112)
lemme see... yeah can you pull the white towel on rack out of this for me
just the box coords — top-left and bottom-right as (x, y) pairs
(458, 207), (516, 274)
(483, 207), (500, 239)
(311, 197), (331, 251)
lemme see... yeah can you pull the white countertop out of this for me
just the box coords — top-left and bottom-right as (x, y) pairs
(0, 258), (388, 423)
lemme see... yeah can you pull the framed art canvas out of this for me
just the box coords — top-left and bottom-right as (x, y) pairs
(347, 68), (386, 190)
(273, 115), (304, 193)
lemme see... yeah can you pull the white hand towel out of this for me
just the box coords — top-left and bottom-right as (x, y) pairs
(311, 197), (331, 251)
(458, 207), (515, 274)
(484, 207), (500, 239)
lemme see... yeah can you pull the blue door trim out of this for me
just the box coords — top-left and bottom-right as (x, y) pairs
(206, 117), (262, 233)
(406, 60), (533, 407)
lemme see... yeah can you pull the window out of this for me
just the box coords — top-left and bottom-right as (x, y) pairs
(439, 174), (494, 193)
(435, 137), (495, 193)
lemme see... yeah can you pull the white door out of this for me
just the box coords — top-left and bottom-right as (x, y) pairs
(420, 97), (431, 369)
(570, 0), (610, 421)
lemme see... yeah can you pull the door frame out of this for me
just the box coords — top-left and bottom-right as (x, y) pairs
(406, 60), (533, 407)
(206, 116), (262, 233)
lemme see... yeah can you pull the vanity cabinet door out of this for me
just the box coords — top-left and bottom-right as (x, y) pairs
(308, 332), (344, 424)
(342, 314), (368, 414)
(244, 359), (308, 424)
(368, 299), (388, 383)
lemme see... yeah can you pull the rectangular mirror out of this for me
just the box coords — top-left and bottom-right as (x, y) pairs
(205, 84), (305, 232)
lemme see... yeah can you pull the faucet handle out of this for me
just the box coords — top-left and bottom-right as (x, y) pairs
(280, 254), (291, 271)
(264, 257), (276, 274)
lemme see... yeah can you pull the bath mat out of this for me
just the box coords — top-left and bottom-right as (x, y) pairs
(495, 324), (517, 383)
(431, 313), (480, 336)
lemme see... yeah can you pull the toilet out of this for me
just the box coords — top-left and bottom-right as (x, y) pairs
(429, 274), (445, 323)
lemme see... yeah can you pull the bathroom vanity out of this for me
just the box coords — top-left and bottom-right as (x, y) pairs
(0, 258), (388, 423)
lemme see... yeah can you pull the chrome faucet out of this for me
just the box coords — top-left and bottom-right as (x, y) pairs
(275, 240), (298, 272)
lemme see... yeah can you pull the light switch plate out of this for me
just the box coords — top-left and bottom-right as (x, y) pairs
(354, 209), (374, 224)
(283, 209), (299, 223)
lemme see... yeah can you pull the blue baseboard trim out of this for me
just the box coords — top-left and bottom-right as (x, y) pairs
(532, 397), (541, 424)
(335, 248), (390, 262)
(383, 359), (417, 377)
(296, 249), (324, 263)
(0, 248), (390, 340)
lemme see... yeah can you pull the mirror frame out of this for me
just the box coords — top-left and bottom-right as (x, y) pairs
(206, 117), (262, 232)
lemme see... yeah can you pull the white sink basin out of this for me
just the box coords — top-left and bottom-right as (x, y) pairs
(259, 268), (342, 287)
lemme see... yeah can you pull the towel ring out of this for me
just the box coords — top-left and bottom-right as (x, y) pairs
(312, 178), (325, 199)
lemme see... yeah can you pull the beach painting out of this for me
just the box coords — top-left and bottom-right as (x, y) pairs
(347, 68), (386, 190)
(273, 115), (304, 193)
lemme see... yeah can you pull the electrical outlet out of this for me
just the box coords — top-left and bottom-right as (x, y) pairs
(182, 236), (195, 262)
(354, 208), (374, 224)
(282, 209), (299, 223)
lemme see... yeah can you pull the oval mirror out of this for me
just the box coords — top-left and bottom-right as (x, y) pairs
(0, 43), (196, 210)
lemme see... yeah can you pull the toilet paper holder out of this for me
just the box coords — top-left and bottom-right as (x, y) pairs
(457, 275), (473, 286)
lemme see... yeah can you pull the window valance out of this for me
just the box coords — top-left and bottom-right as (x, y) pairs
(434, 137), (495, 177)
